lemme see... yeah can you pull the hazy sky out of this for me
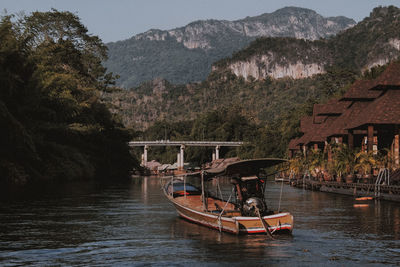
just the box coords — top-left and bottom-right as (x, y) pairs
(2, 0), (400, 43)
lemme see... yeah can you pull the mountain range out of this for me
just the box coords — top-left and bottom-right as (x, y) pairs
(102, 6), (400, 131)
(104, 7), (355, 88)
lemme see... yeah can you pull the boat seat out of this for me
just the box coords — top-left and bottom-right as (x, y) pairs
(214, 202), (222, 211)
(210, 210), (223, 214)
(224, 210), (241, 216)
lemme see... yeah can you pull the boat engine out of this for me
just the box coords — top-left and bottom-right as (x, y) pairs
(242, 197), (266, 217)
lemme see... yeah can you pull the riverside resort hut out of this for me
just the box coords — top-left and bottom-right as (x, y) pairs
(289, 62), (400, 171)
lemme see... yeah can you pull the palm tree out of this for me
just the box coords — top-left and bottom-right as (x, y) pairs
(375, 148), (394, 170)
(355, 151), (376, 183)
(307, 149), (329, 180)
(331, 143), (356, 183)
(289, 153), (306, 179)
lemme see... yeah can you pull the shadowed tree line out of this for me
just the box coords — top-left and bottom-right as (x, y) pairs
(0, 10), (137, 185)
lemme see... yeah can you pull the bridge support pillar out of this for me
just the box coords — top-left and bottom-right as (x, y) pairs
(215, 145), (220, 160)
(142, 145), (148, 167)
(177, 153), (181, 168)
(179, 145), (185, 170)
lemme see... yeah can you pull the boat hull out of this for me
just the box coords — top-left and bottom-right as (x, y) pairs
(170, 197), (293, 235)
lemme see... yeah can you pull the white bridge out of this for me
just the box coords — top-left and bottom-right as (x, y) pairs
(129, 141), (244, 169)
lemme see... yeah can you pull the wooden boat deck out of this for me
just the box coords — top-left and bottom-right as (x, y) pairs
(173, 195), (241, 216)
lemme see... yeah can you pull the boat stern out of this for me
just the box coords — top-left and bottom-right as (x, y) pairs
(237, 212), (294, 234)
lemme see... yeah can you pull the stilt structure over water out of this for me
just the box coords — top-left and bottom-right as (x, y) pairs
(129, 141), (243, 171)
(287, 62), (400, 201)
(289, 62), (400, 163)
(289, 177), (400, 202)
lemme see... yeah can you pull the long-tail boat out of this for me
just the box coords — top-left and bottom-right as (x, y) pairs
(163, 158), (294, 236)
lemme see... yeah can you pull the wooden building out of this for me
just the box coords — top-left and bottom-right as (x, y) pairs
(289, 62), (400, 169)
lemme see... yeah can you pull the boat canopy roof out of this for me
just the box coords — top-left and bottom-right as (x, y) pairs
(185, 158), (287, 179)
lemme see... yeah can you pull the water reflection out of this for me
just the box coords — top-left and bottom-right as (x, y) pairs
(0, 178), (399, 266)
(170, 217), (293, 260)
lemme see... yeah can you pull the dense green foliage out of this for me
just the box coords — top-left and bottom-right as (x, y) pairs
(106, 37), (216, 88)
(0, 10), (137, 185)
(103, 66), (358, 131)
(331, 5), (400, 70)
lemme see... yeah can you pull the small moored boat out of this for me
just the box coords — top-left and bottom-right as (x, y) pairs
(163, 158), (294, 236)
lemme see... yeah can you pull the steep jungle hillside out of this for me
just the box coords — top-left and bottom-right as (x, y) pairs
(104, 7), (355, 87)
(103, 6), (400, 132)
(0, 11), (137, 186)
(215, 5), (400, 80)
(103, 67), (356, 131)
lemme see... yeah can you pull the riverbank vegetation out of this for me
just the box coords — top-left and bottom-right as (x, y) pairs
(288, 143), (398, 184)
(0, 10), (137, 185)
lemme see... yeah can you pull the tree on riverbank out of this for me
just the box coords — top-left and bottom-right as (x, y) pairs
(0, 10), (137, 185)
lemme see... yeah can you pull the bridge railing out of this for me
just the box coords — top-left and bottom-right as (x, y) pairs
(128, 140), (244, 147)
(128, 140), (244, 169)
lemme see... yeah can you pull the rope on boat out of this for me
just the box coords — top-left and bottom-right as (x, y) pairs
(255, 207), (274, 240)
(217, 187), (235, 233)
(217, 179), (223, 200)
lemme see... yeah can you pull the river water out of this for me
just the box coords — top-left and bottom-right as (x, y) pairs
(0, 177), (399, 266)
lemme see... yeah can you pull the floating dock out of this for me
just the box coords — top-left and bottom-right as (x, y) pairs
(289, 178), (400, 202)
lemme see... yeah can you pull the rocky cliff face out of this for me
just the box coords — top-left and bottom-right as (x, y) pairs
(135, 7), (355, 50)
(364, 38), (400, 70)
(226, 53), (326, 80)
(229, 59), (325, 80)
(214, 6), (400, 81)
(105, 7), (355, 87)
(212, 37), (332, 80)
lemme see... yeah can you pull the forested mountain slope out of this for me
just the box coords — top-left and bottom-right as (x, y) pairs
(104, 7), (355, 87)
(104, 6), (400, 132)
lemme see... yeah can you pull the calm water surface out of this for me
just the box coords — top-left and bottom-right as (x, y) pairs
(0, 177), (399, 266)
